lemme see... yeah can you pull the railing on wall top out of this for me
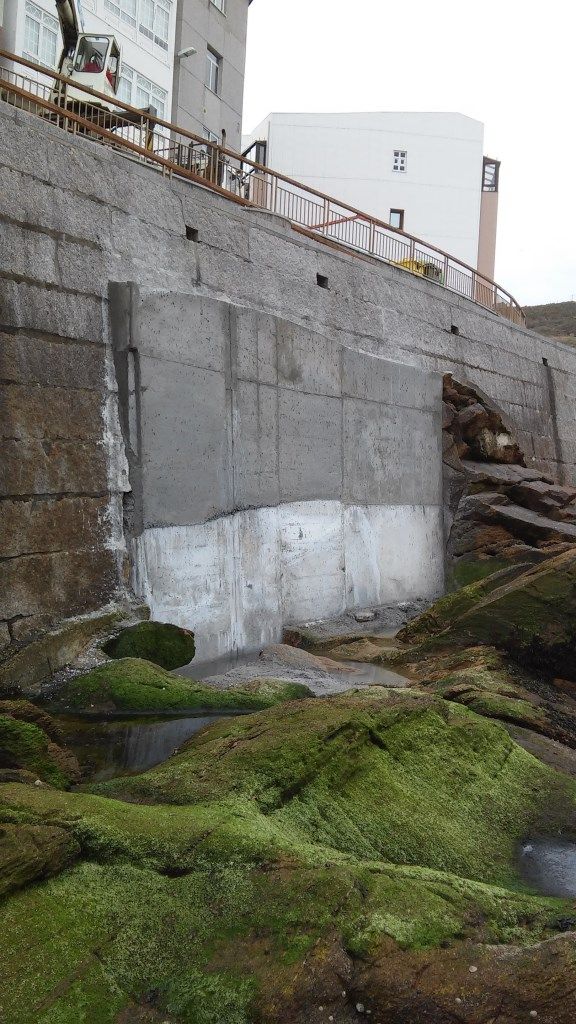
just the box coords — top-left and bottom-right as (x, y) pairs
(0, 48), (525, 326)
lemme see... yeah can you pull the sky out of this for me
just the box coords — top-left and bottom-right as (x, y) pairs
(243, 0), (575, 307)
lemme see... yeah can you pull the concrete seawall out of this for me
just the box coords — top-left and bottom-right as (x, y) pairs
(2, 99), (576, 659)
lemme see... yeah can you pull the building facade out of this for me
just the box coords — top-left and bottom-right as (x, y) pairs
(1, 0), (251, 150)
(171, 0), (250, 150)
(243, 111), (500, 277)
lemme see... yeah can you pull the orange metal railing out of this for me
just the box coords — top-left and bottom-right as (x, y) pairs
(0, 48), (525, 326)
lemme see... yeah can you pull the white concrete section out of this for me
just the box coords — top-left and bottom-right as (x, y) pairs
(134, 519), (236, 660)
(344, 505), (444, 608)
(134, 500), (444, 662)
(243, 111), (486, 269)
(230, 506), (282, 654)
(279, 501), (345, 624)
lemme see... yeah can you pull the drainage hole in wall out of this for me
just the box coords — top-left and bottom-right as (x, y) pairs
(450, 324), (460, 335)
(316, 273), (329, 289)
(186, 226), (199, 242)
(543, 357), (549, 366)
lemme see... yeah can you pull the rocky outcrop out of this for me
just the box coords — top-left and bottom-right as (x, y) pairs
(399, 550), (576, 685)
(0, 701), (80, 786)
(2, 688), (575, 1022)
(46, 657), (313, 713)
(442, 376), (576, 586)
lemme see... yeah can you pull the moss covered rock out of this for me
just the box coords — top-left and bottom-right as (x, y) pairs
(48, 658), (314, 713)
(398, 550), (576, 681)
(2, 690), (576, 1023)
(0, 714), (80, 787)
(0, 822), (79, 897)
(103, 620), (195, 670)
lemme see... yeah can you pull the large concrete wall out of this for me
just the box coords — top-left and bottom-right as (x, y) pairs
(2, 99), (576, 662)
(113, 290), (443, 659)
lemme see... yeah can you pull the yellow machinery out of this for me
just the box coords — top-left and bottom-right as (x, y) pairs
(396, 258), (443, 283)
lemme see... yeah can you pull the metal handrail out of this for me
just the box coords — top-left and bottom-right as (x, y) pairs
(0, 47), (525, 325)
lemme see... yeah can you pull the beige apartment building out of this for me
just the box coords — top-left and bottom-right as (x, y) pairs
(171, 0), (251, 150)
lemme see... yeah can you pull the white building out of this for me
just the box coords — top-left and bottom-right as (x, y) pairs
(243, 111), (500, 278)
(1, 0), (177, 120)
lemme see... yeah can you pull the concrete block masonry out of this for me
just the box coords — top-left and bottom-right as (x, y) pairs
(2, 99), (576, 659)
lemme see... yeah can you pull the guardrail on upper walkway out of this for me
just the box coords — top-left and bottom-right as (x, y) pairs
(0, 48), (525, 326)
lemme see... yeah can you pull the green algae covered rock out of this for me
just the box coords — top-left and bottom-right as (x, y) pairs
(397, 562), (534, 646)
(0, 714), (79, 788)
(0, 822), (79, 897)
(103, 620), (196, 670)
(398, 550), (576, 679)
(1, 689), (576, 1022)
(49, 658), (313, 713)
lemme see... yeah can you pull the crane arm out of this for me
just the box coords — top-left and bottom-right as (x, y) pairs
(55, 0), (81, 54)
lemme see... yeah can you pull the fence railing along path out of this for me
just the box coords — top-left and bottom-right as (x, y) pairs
(0, 48), (525, 325)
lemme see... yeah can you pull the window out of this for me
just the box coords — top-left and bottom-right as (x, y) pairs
(389, 208), (404, 230)
(117, 63), (167, 117)
(139, 0), (170, 49)
(104, 0), (137, 30)
(23, 1), (58, 66)
(205, 47), (221, 93)
(393, 149), (407, 172)
(203, 125), (219, 143)
(210, 0), (226, 10)
(105, 0), (170, 49)
(482, 157), (500, 192)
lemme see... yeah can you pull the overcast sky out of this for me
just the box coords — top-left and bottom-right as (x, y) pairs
(243, 0), (575, 307)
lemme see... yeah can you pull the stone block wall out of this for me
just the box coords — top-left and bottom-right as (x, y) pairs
(2, 98), (576, 661)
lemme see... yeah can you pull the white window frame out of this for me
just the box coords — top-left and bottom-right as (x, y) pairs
(117, 62), (167, 119)
(23, 1), (59, 67)
(104, 0), (171, 52)
(104, 0), (136, 30)
(205, 46), (221, 94)
(210, 0), (226, 12)
(393, 149), (407, 173)
(138, 0), (170, 50)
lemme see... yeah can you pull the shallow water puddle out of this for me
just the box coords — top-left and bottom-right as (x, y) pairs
(58, 712), (243, 782)
(333, 659), (409, 687)
(519, 838), (576, 897)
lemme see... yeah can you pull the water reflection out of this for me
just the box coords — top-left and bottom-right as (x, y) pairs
(58, 713), (237, 782)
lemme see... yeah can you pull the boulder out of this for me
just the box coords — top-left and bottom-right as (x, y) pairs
(103, 620), (195, 670)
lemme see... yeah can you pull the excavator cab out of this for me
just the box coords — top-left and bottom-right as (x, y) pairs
(72, 35), (119, 95)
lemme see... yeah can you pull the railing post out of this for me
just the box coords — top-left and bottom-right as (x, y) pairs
(369, 219), (375, 257)
(322, 197), (330, 235)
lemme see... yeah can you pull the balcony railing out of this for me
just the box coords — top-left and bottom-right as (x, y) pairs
(0, 48), (525, 325)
